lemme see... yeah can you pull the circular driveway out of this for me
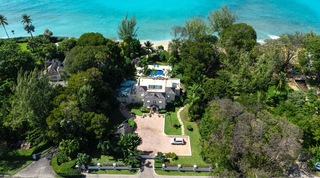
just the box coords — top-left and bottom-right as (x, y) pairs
(135, 114), (191, 156)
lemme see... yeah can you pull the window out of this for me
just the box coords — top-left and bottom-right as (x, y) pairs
(159, 101), (162, 103)
(147, 100), (150, 103)
(141, 93), (144, 96)
(148, 85), (162, 89)
(172, 83), (178, 88)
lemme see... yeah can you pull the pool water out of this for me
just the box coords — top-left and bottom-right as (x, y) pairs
(150, 70), (164, 77)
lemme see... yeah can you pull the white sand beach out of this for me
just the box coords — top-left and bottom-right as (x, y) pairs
(141, 39), (171, 51)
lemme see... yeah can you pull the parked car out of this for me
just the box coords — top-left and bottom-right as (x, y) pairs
(315, 162), (320, 171)
(171, 138), (185, 145)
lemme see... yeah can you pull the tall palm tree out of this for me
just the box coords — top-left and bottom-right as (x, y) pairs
(21, 14), (35, 38)
(0, 15), (10, 39)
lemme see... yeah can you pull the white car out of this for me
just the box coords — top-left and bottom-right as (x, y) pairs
(171, 138), (185, 145)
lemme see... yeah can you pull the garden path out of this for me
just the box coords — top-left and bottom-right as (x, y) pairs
(176, 106), (186, 135)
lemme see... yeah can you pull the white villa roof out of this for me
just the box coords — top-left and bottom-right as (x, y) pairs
(138, 77), (180, 93)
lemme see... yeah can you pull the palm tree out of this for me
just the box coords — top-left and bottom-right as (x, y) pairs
(144, 41), (154, 59)
(43, 28), (53, 39)
(275, 72), (286, 95)
(21, 14), (35, 38)
(0, 15), (10, 39)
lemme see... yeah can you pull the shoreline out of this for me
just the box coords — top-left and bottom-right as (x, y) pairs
(140, 39), (171, 51)
(2, 35), (282, 50)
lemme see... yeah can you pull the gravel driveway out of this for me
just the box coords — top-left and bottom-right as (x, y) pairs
(135, 114), (191, 156)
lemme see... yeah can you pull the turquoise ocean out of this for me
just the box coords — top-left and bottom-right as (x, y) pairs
(0, 0), (320, 41)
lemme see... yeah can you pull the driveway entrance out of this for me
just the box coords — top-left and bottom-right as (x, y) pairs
(135, 114), (191, 156)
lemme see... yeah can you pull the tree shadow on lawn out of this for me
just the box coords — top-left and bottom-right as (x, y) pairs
(0, 160), (31, 175)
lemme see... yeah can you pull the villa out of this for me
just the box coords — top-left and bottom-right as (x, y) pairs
(117, 65), (180, 110)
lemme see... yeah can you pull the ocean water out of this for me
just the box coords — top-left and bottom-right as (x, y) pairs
(0, 0), (320, 41)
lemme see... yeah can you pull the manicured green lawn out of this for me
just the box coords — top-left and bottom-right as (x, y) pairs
(91, 155), (126, 166)
(18, 42), (28, 51)
(128, 103), (145, 116)
(176, 119), (207, 166)
(0, 160), (32, 175)
(130, 108), (143, 116)
(90, 155), (137, 175)
(90, 170), (137, 175)
(164, 107), (181, 135)
(0, 142), (51, 175)
(164, 106), (207, 167)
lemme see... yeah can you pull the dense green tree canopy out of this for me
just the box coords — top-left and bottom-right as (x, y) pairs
(77, 32), (106, 46)
(7, 69), (54, 143)
(0, 40), (35, 81)
(208, 5), (237, 34)
(118, 14), (138, 41)
(220, 23), (257, 52)
(185, 18), (208, 40)
(200, 99), (302, 177)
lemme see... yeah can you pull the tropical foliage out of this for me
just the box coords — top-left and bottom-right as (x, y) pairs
(1, 5), (320, 177)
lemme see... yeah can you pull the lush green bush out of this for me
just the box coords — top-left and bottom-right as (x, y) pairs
(77, 32), (106, 46)
(56, 152), (70, 164)
(187, 125), (193, 131)
(51, 156), (81, 176)
(128, 118), (135, 127)
(159, 110), (167, 114)
(173, 124), (181, 129)
(155, 152), (165, 163)
(165, 152), (178, 161)
(140, 107), (150, 113)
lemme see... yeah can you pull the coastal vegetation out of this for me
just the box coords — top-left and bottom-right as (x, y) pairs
(1, 6), (320, 177)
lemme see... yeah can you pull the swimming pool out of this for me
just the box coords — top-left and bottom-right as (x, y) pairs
(117, 80), (136, 97)
(150, 70), (164, 77)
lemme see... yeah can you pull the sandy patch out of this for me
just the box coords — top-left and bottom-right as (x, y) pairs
(141, 40), (170, 51)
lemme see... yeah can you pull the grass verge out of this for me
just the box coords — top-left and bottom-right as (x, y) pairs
(164, 107), (181, 135)
(0, 160), (33, 175)
(90, 170), (137, 174)
(90, 155), (137, 175)
(128, 103), (144, 116)
(0, 142), (51, 175)
(158, 105), (208, 176)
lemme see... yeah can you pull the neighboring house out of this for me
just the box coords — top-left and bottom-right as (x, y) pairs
(116, 76), (181, 110)
(45, 60), (64, 81)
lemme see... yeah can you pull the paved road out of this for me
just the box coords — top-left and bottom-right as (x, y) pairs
(13, 155), (55, 178)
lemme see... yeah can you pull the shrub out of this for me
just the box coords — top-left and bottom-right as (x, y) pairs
(128, 118), (135, 127)
(140, 107), (150, 113)
(165, 152), (178, 160)
(51, 156), (81, 176)
(173, 124), (181, 129)
(155, 152), (165, 163)
(187, 125), (193, 131)
(159, 109), (167, 114)
(56, 152), (70, 164)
